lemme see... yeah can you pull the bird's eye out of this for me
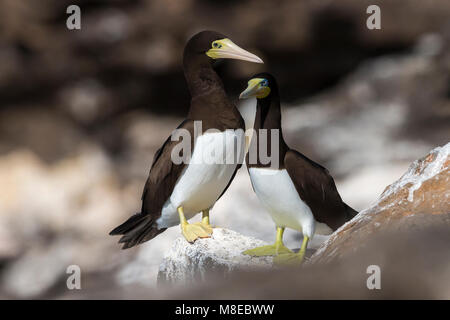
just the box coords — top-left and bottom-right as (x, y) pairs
(261, 79), (268, 87)
(212, 42), (222, 49)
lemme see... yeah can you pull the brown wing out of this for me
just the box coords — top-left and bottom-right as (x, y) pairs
(284, 149), (354, 230)
(110, 120), (194, 248)
(141, 119), (195, 216)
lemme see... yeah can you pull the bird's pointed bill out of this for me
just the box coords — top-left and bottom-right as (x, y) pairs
(207, 38), (263, 63)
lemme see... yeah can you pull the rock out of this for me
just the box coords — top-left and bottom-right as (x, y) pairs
(166, 144), (450, 299)
(173, 225), (450, 299)
(158, 143), (449, 284)
(309, 142), (450, 264)
(157, 228), (273, 284)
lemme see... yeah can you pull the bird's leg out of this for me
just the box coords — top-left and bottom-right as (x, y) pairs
(192, 209), (213, 234)
(242, 227), (293, 256)
(201, 209), (214, 231)
(202, 209), (210, 225)
(178, 206), (212, 243)
(274, 235), (309, 265)
(274, 227), (292, 254)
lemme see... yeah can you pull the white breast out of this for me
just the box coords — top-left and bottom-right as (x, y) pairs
(249, 167), (333, 237)
(156, 130), (244, 229)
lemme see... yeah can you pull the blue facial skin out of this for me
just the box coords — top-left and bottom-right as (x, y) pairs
(260, 79), (269, 87)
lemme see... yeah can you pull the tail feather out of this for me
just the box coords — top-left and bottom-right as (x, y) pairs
(345, 203), (358, 221)
(109, 213), (166, 249)
(109, 213), (145, 235)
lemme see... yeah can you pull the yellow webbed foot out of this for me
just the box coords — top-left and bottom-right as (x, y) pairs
(243, 244), (293, 257)
(243, 227), (293, 256)
(274, 235), (309, 266)
(178, 207), (213, 243)
(193, 221), (213, 235)
(273, 252), (306, 266)
(181, 223), (212, 243)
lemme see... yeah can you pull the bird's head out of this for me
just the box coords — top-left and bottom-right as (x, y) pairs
(239, 72), (277, 100)
(185, 30), (263, 64)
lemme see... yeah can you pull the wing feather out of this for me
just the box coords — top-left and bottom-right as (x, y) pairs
(110, 120), (194, 248)
(141, 119), (195, 215)
(284, 149), (353, 230)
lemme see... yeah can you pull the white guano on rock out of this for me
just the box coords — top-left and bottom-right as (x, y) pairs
(157, 228), (273, 284)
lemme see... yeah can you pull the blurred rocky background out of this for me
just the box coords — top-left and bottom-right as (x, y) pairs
(0, 0), (449, 298)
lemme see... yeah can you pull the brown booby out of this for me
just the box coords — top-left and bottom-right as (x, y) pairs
(239, 73), (357, 264)
(110, 31), (263, 248)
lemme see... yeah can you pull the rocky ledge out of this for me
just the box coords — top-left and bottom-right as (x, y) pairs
(309, 142), (449, 264)
(158, 228), (273, 284)
(158, 143), (449, 284)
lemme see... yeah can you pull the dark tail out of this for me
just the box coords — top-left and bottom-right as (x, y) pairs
(344, 203), (358, 221)
(109, 213), (166, 249)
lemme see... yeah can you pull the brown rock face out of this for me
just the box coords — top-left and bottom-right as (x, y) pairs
(310, 142), (450, 264)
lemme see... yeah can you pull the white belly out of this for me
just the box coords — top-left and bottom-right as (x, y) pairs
(249, 167), (333, 237)
(156, 130), (244, 228)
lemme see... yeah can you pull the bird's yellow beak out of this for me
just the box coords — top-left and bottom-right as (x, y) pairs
(206, 39), (263, 63)
(239, 78), (271, 99)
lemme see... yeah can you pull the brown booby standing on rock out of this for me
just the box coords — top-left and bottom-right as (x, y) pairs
(239, 73), (357, 264)
(110, 31), (263, 248)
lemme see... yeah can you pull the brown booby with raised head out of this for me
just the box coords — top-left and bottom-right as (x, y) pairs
(239, 73), (357, 264)
(110, 31), (263, 248)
